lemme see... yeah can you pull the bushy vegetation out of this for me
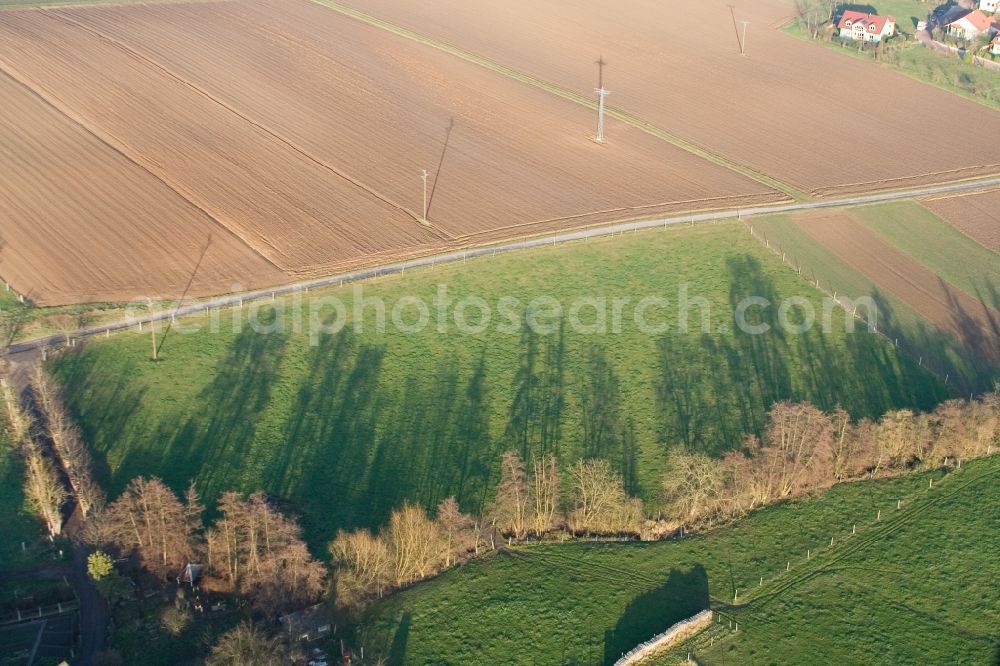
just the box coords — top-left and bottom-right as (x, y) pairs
(51, 224), (947, 550)
(358, 457), (1000, 664)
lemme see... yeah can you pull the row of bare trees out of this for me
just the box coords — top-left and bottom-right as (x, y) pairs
(332, 454), (646, 609)
(32, 367), (105, 518)
(661, 395), (1000, 527)
(490, 452), (643, 538)
(330, 498), (480, 610)
(1, 368), (106, 538)
(331, 393), (999, 608)
(86, 479), (325, 616)
(3, 380), (66, 537)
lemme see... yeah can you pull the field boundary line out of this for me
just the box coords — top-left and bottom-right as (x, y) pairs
(307, 0), (809, 202)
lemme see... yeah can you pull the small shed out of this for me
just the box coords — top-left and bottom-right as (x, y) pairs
(177, 563), (205, 586)
(280, 604), (333, 643)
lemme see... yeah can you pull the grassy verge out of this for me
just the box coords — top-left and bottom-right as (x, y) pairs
(357, 461), (993, 664)
(49, 223), (945, 551)
(751, 206), (999, 392)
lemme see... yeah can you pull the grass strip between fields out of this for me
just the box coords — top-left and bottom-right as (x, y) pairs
(308, 0), (810, 203)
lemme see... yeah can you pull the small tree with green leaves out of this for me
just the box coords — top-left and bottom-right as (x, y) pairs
(88, 551), (132, 607)
(88, 551), (114, 581)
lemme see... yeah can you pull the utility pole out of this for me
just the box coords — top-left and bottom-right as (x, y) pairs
(421, 169), (429, 223)
(594, 56), (609, 143)
(741, 21), (750, 56)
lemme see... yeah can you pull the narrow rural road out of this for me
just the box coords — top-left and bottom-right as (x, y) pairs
(69, 539), (105, 666)
(1, 351), (106, 665)
(5, 175), (1000, 355)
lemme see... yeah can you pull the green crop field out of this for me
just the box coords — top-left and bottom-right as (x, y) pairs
(752, 205), (1000, 393)
(51, 223), (946, 551)
(357, 459), (1000, 665)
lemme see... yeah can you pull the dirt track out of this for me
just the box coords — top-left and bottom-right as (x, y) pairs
(795, 210), (1000, 363)
(336, 0), (1000, 197)
(921, 189), (1000, 253)
(0, 0), (783, 306)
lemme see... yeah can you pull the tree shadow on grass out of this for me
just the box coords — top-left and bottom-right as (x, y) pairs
(603, 564), (710, 665)
(386, 611), (412, 666)
(158, 314), (289, 500)
(51, 350), (148, 496)
(868, 289), (997, 396)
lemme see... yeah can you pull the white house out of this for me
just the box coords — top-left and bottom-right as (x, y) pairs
(947, 10), (995, 40)
(838, 11), (896, 42)
(992, 33), (1000, 55)
(980, 0), (998, 15)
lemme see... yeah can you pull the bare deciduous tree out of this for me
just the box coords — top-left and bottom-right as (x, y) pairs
(568, 459), (642, 535)
(795, 0), (836, 38)
(3, 382), (65, 537)
(661, 449), (723, 524)
(32, 366), (105, 517)
(384, 502), (442, 585)
(23, 450), (67, 537)
(206, 492), (324, 615)
(329, 528), (392, 606)
(435, 496), (476, 567)
(100, 477), (194, 578)
(529, 456), (560, 536)
(490, 451), (529, 539)
(207, 621), (287, 666)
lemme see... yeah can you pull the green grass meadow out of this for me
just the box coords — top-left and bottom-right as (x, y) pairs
(50, 223), (946, 551)
(358, 459), (1000, 665)
(752, 202), (1000, 393)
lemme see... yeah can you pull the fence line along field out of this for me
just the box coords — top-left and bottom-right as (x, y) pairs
(921, 188), (1000, 254)
(334, 0), (1000, 197)
(0, 0), (783, 307)
(793, 210), (1000, 366)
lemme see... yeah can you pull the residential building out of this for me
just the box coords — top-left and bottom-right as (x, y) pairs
(980, 0), (998, 14)
(947, 9), (995, 40)
(838, 11), (896, 42)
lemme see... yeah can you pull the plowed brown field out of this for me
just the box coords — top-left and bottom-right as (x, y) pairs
(795, 211), (1000, 363)
(921, 189), (1000, 253)
(337, 0), (1000, 197)
(0, 69), (284, 306)
(0, 0), (784, 306)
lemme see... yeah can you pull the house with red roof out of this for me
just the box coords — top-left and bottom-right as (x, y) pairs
(838, 11), (896, 43)
(947, 9), (996, 40)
